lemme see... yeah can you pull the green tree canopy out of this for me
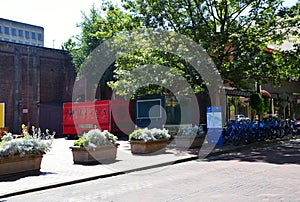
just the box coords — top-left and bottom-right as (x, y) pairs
(62, 1), (141, 72)
(127, 0), (300, 89)
(64, 0), (300, 98)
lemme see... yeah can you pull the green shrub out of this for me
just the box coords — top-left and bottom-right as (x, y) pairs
(73, 129), (118, 148)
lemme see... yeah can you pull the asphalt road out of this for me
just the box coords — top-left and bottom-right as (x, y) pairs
(3, 139), (300, 202)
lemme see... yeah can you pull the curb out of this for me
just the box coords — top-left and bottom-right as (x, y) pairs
(0, 155), (198, 199)
(1, 135), (298, 199)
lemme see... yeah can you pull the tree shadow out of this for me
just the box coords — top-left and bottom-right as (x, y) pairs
(205, 140), (300, 165)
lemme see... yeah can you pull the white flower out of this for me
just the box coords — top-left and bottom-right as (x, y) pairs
(178, 125), (205, 136)
(129, 128), (170, 141)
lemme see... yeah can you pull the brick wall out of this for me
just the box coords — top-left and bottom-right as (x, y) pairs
(0, 41), (76, 133)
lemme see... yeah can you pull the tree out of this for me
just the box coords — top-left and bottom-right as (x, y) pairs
(122, 0), (299, 90)
(107, 38), (208, 98)
(65, 0), (299, 99)
(62, 1), (141, 73)
(249, 90), (271, 119)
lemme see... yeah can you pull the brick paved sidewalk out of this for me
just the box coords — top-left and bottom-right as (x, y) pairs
(0, 134), (298, 198)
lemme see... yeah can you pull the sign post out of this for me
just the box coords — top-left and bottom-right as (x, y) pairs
(0, 103), (5, 128)
(206, 106), (223, 146)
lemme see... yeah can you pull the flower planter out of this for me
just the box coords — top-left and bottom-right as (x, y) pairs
(175, 135), (206, 148)
(0, 154), (43, 177)
(130, 139), (168, 154)
(70, 145), (117, 164)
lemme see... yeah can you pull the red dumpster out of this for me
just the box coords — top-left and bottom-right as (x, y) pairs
(63, 100), (133, 137)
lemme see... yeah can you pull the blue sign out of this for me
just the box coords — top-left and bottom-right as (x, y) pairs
(206, 106), (223, 146)
(206, 106), (222, 129)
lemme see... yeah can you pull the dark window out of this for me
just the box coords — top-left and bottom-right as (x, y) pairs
(25, 31), (29, 39)
(18, 29), (23, 37)
(31, 32), (36, 40)
(0, 26), (2, 33)
(4, 27), (9, 35)
(37, 33), (42, 41)
(11, 28), (16, 36)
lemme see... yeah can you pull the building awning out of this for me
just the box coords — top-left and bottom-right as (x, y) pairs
(225, 87), (252, 97)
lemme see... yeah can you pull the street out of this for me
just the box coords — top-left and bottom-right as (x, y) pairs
(2, 138), (300, 202)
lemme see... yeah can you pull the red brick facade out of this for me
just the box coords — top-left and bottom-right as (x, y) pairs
(0, 41), (76, 133)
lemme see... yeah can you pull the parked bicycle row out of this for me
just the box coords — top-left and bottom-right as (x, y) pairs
(222, 118), (299, 146)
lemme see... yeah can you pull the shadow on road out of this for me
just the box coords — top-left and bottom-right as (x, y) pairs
(205, 139), (300, 165)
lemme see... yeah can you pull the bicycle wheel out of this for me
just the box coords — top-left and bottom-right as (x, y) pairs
(232, 131), (241, 146)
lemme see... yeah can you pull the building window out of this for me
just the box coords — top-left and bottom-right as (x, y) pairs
(18, 29), (23, 37)
(25, 31), (29, 39)
(31, 32), (36, 40)
(4, 27), (9, 35)
(0, 26), (2, 33)
(11, 28), (16, 36)
(11, 39), (16, 43)
(37, 33), (42, 41)
(4, 38), (9, 42)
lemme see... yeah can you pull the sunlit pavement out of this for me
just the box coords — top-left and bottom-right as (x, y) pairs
(0, 134), (299, 198)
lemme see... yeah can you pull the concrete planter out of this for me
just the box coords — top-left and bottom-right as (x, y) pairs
(130, 139), (168, 154)
(70, 145), (117, 164)
(175, 135), (206, 148)
(0, 154), (43, 177)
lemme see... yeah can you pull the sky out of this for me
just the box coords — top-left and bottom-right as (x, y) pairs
(0, 0), (298, 49)
(0, 0), (102, 49)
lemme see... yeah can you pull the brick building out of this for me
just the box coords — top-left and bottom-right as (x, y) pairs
(0, 40), (76, 135)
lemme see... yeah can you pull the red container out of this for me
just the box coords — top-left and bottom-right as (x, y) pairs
(63, 100), (133, 137)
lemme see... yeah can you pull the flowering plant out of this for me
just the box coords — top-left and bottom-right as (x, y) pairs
(177, 125), (205, 136)
(0, 126), (55, 158)
(73, 129), (118, 148)
(260, 90), (271, 99)
(129, 128), (171, 142)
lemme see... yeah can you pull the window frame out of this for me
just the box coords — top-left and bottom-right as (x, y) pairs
(4, 27), (9, 35)
(11, 28), (17, 36)
(18, 29), (23, 37)
(25, 31), (30, 39)
(31, 32), (36, 40)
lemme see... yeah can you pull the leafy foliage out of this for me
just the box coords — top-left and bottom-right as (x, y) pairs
(128, 0), (300, 89)
(0, 129), (55, 158)
(177, 125), (206, 136)
(62, 1), (141, 73)
(73, 129), (118, 148)
(129, 128), (171, 141)
(249, 92), (271, 116)
(249, 93), (264, 115)
(65, 0), (300, 96)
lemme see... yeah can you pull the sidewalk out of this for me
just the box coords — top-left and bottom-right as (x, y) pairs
(0, 135), (298, 198)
